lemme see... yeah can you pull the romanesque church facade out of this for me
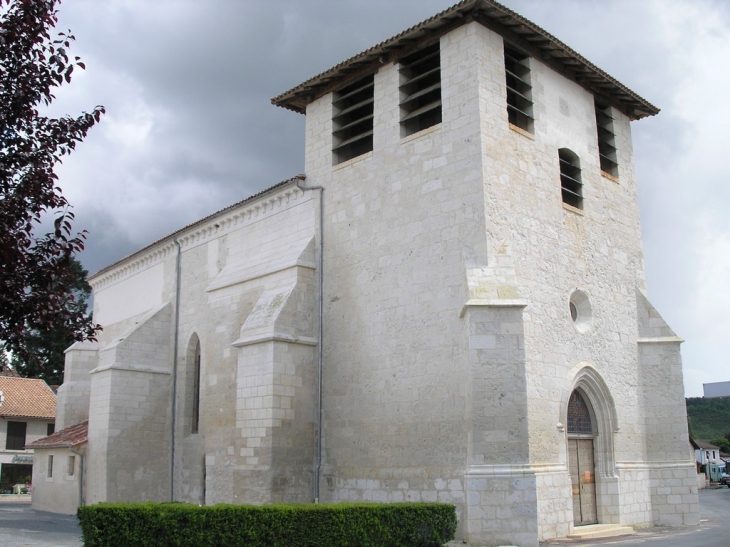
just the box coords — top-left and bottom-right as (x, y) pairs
(48, 1), (699, 545)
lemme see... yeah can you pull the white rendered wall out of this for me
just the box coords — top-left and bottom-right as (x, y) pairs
(30, 448), (81, 515)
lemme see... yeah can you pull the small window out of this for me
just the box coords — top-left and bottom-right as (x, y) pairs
(504, 45), (534, 132)
(5, 421), (27, 450)
(332, 74), (374, 164)
(559, 148), (583, 210)
(399, 42), (442, 136)
(48, 455), (54, 478)
(47, 423), (55, 436)
(68, 456), (75, 476)
(595, 100), (618, 177)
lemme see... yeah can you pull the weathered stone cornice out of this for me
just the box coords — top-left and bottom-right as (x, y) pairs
(89, 182), (308, 291)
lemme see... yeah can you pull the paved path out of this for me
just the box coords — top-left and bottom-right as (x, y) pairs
(0, 497), (82, 547)
(541, 486), (730, 547)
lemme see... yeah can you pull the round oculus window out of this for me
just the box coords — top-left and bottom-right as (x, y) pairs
(569, 290), (592, 333)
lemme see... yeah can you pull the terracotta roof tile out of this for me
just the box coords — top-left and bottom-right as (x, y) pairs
(0, 376), (56, 419)
(26, 420), (88, 449)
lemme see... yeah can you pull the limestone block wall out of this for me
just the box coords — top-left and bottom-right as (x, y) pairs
(615, 466), (652, 525)
(227, 260), (317, 504)
(170, 186), (317, 505)
(56, 342), (98, 430)
(81, 182), (316, 506)
(474, 25), (657, 539)
(534, 466), (572, 540)
(636, 291), (699, 526)
(463, 302), (538, 547)
(306, 24), (536, 543)
(299, 16), (690, 544)
(305, 25), (496, 535)
(86, 303), (172, 504)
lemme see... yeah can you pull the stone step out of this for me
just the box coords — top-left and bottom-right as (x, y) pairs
(566, 524), (635, 539)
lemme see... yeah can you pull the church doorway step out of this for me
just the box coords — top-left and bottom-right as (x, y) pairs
(567, 389), (598, 526)
(568, 438), (597, 525)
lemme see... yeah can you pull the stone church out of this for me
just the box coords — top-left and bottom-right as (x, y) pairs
(45, 1), (699, 545)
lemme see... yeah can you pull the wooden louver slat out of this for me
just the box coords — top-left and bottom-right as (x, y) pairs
(332, 74), (375, 164)
(504, 46), (533, 132)
(399, 42), (442, 136)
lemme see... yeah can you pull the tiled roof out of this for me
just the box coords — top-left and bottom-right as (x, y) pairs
(26, 420), (88, 449)
(0, 376), (56, 419)
(271, 0), (659, 120)
(694, 440), (720, 450)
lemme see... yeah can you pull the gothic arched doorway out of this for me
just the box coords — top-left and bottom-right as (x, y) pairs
(567, 390), (598, 525)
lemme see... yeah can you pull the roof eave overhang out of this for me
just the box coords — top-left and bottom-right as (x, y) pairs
(271, 0), (658, 120)
(1, 414), (55, 420)
(27, 441), (87, 449)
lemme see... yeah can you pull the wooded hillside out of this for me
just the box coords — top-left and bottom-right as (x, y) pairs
(686, 397), (730, 451)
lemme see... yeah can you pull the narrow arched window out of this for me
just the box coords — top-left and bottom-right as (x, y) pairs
(191, 341), (201, 434)
(567, 390), (593, 436)
(559, 148), (583, 210)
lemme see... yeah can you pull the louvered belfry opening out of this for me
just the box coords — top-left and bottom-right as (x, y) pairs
(595, 100), (618, 178)
(332, 74), (375, 164)
(504, 45), (534, 132)
(399, 42), (442, 136)
(559, 148), (583, 210)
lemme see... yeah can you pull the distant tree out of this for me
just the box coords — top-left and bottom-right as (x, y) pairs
(11, 257), (90, 385)
(0, 0), (103, 362)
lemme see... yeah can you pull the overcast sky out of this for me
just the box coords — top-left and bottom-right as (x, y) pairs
(42, 0), (729, 397)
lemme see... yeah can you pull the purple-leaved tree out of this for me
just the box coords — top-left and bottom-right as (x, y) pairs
(0, 0), (103, 368)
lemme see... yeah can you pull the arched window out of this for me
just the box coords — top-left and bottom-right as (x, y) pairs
(559, 148), (583, 210)
(567, 390), (593, 436)
(191, 340), (201, 434)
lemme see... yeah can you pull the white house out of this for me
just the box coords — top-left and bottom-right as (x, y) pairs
(40, 1), (699, 545)
(691, 438), (725, 482)
(0, 376), (56, 493)
(26, 420), (87, 514)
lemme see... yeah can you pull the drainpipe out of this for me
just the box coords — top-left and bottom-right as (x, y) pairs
(170, 238), (182, 501)
(70, 445), (85, 507)
(295, 175), (324, 503)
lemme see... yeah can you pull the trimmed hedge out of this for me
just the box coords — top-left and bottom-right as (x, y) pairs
(77, 501), (457, 547)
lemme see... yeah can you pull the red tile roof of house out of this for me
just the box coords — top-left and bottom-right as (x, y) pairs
(26, 420), (88, 449)
(0, 376), (56, 419)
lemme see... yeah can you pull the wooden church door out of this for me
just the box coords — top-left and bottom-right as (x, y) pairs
(567, 390), (598, 525)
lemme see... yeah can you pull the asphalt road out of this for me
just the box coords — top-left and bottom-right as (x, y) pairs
(0, 487), (727, 546)
(0, 498), (82, 547)
(541, 486), (730, 547)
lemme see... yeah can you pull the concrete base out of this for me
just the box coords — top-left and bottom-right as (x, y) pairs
(566, 524), (634, 539)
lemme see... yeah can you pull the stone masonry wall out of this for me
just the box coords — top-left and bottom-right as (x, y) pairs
(476, 25), (660, 540)
(57, 341), (98, 430)
(86, 303), (172, 504)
